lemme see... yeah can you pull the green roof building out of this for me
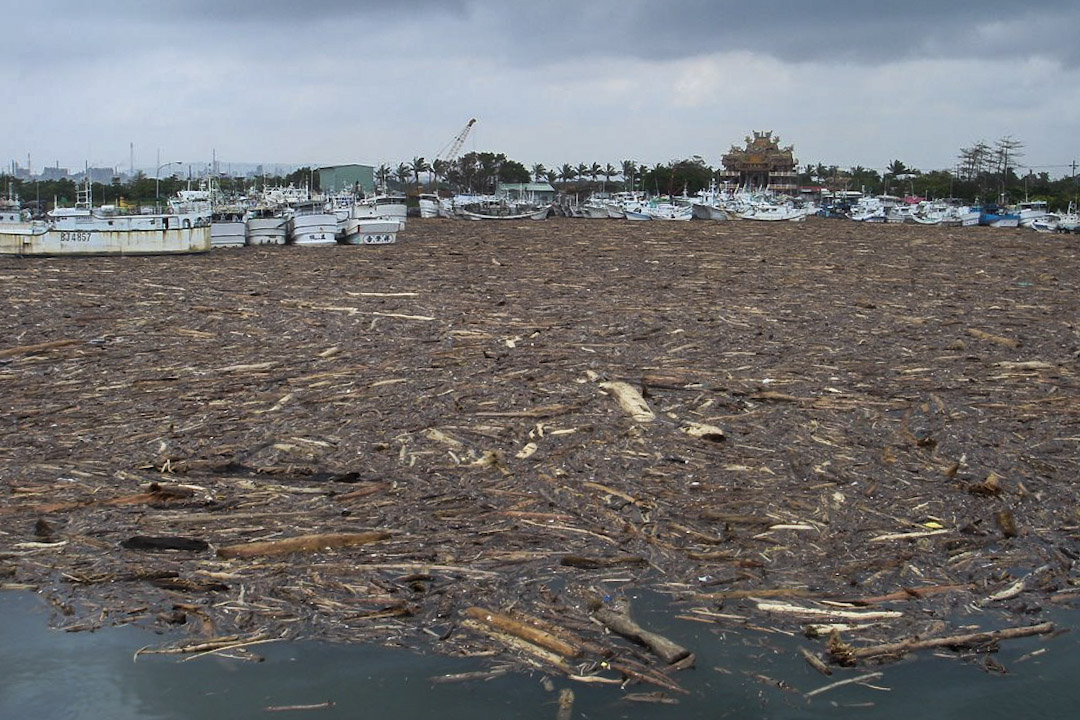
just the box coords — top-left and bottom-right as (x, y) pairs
(318, 164), (376, 194)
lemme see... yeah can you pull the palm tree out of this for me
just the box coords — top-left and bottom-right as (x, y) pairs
(575, 163), (589, 184)
(558, 164), (576, 185)
(394, 162), (411, 187)
(531, 163), (547, 183)
(602, 163), (618, 187)
(430, 158), (450, 194)
(411, 156), (429, 193)
(375, 164), (392, 190)
(885, 159), (909, 180)
(589, 163), (602, 184)
(621, 160), (638, 191)
(544, 170), (558, 186)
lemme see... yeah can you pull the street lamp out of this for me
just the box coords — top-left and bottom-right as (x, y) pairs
(156, 161), (183, 208)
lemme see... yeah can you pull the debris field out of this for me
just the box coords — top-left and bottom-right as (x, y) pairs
(2, 217), (1078, 693)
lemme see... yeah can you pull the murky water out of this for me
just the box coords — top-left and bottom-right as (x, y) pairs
(2, 590), (1078, 719)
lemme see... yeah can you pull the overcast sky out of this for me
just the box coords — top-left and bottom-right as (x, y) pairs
(6, 1), (1079, 177)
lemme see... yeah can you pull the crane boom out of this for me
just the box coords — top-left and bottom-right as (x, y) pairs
(436, 118), (477, 165)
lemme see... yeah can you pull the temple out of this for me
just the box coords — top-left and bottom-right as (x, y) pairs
(718, 131), (798, 192)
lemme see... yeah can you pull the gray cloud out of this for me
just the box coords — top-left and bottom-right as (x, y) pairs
(6, 1), (1078, 173)
(17, 2), (1079, 67)
(461, 1), (1080, 67)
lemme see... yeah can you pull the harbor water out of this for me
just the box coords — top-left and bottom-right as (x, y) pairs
(2, 590), (1078, 719)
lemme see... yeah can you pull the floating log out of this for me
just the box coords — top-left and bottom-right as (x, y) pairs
(560, 554), (648, 569)
(120, 536), (209, 552)
(460, 618), (575, 674)
(591, 605), (690, 665)
(0, 338), (83, 358)
(842, 621), (1056, 662)
(216, 531), (391, 559)
(799, 646), (833, 676)
(464, 607), (584, 659)
(967, 328), (1021, 347)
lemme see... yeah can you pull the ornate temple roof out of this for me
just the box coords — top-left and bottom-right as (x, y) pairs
(721, 131), (796, 172)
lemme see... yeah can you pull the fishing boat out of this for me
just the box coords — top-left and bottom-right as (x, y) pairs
(325, 191), (355, 238)
(691, 183), (732, 220)
(1057, 202), (1079, 232)
(0, 180), (210, 256)
(1029, 214), (1060, 233)
(286, 200), (338, 245)
(352, 191), (408, 224)
(846, 195), (890, 222)
(210, 205), (247, 248)
(978, 204), (1021, 228)
(1016, 200), (1050, 228)
(455, 196), (551, 220)
(342, 217), (403, 245)
(245, 205), (287, 245)
(643, 197), (694, 221)
(578, 195), (612, 219)
(418, 192), (441, 219)
(740, 201), (808, 222)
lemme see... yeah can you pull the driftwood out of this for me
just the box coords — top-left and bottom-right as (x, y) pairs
(805, 672), (885, 699)
(216, 531), (391, 559)
(590, 604), (691, 665)
(0, 338), (83, 358)
(464, 607), (584, 659)
(841, 621), (1056, 662)
(3, 219), (1079, 691)
(598, 381), (655, 422)
(798, 646), (833, 676)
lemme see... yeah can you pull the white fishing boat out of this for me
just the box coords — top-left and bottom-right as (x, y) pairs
(886, 204), (915, 223)
(454, 195), (551, 220)
(1029, 214), (1060, 233)
(579, 195), (612, 219)
(342, 217), (403, 245)
(740, 202), (808, 222)
(245, 205), (287, 245)
(644, 198), (694, 221)
(353, 191), (408, 224)
(1017, 200), (1050, 228)
(846, 195), (890, 222)
(286, 200), (338, 245)
(622, 202), (652, 221)
(1057, 202), (1079, 232)
(211, 206), (247, 248)
(325, 191), (355, 238)
(942, 204), (980, 227)
(0, 181), (210, 256)
(418, 192), (441, 219)
(691, 183), (732, 220)
(458, 203), (551, 221)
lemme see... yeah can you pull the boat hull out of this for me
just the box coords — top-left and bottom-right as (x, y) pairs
(459, 206), (551, 221)
(245, 217), (287, 245)
(211, 221), (247, 248)
(342, 218), (402, 245)
(692, 204), (729, 220)
(1, 224), (211, 256)
(288, 213), (338, 245)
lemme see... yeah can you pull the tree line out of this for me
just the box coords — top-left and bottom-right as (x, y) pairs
(4, 136), (1077, 211)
